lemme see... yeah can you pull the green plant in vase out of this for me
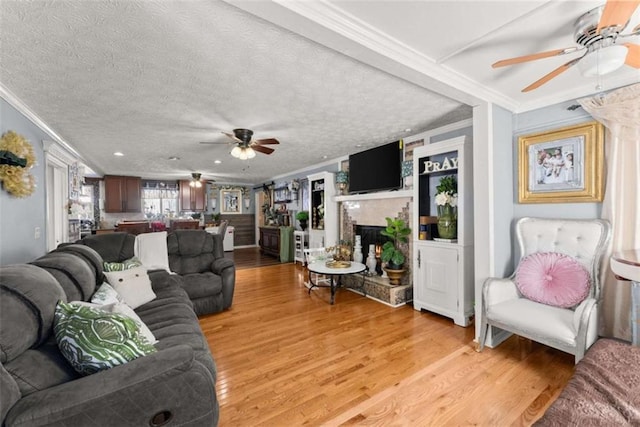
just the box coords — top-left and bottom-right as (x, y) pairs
(380, 217), (411, 285)
(435, 175), (458, 240)
(296, 210), (309, 231)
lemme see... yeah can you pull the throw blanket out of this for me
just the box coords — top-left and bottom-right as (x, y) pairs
(134, 231), (171, 272)
(535, 338), (640, 426)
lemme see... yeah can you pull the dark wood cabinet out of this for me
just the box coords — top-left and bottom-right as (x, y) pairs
(179, 180), (206, 212)
(104, 175), (141, 213)
(259, 227), (280, 259)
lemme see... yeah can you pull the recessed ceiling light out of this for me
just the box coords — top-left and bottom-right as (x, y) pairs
(322, 155), (328, 159)
(355, 144), (363, 148)
(214, 160), (222, 164)
(168, 156), (180, 161)
(113, 151), (124, 157)
(405, 128), (412, 133)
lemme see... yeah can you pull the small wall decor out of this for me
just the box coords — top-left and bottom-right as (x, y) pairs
(0, 130), (37, 198)
(221, 189), (242, 214)
(518, 121), (604, 203)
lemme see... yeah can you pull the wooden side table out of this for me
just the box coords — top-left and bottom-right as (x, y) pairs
(611, 250), (640, 346)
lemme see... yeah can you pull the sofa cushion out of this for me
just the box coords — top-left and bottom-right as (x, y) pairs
(30, 251), (98, 302)
(3, 337), (79, 397)
(167, 231), (216, 275)
(54, 244), (105, 287)
(515, 252), (590, 308)
(104, 267), (156, 309)
(77, 232), (135, 263)
(181, 272), (223, 300)
(53, 301), (157, 376)
(0, 264), (66, 363)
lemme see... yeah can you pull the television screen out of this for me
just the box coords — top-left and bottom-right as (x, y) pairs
(348, 141), (402, 194)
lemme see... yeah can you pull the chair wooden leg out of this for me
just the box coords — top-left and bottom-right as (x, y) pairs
(476, 321), (489, 352)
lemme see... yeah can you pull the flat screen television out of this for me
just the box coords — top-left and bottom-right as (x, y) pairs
(348, 141), (402, 194)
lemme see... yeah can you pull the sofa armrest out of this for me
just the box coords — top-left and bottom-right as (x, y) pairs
(5, 346), (217, 427)
(211, 258), (235, 310)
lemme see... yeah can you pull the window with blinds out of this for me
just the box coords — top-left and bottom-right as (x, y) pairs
(142, 180), (179, 218)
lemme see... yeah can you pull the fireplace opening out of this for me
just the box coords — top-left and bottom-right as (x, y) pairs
(354, 225), (391, 274)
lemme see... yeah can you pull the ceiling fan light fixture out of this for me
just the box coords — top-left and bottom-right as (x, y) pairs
(231, 146), (242, 158)
(190, 172), (202, 188)
(578, 44), (628, 76)
(246, 147), (256, 159)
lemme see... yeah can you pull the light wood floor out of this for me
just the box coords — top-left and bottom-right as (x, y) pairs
(199, 258), (575, 426)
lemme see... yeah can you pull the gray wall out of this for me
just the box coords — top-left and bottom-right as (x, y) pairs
(0, 99), (48, 265)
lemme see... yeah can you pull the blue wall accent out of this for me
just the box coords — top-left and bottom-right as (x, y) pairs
(0, 99), (48, 265)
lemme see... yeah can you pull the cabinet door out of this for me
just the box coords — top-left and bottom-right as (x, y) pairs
(179, 181), (192, 211)
(104, 176), (124, 212)
(124, 177), (141, 212)
(417, 245), (459, 311)
(192, 184), (206, 211)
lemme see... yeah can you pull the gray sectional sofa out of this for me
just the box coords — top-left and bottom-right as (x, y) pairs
(73, 230), (235, 316)
(0, 243), (220, 426)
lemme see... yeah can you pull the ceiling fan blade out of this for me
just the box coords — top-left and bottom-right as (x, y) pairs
(522, 57), (582, 92)
(597, 0), (640, 34)
(492, 47), (580, 68)
(254, 138), (280, 145)
(199, 141), (230, 145)
(252, 145), (275, 155)
(625, 43), (640, 68)
(223, 131), (242, 143)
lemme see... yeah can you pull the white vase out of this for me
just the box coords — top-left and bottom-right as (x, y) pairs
(366, 250), (377, 275)
(353, 245), (363, 263)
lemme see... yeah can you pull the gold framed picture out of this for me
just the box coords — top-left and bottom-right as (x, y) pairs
(518, 121), (604, 203)
(220, 189), (242, 214)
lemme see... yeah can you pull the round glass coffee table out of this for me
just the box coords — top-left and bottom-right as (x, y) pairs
(306, 260), (367, 304)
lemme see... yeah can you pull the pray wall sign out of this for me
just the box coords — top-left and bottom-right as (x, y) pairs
(420, 156), (458, 175)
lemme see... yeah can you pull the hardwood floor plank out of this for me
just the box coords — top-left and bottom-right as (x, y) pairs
(200, 251), (574, 426)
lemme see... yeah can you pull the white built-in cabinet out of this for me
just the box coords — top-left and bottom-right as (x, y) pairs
(307, 171), (338, 249)
(412, 136), (474, 327)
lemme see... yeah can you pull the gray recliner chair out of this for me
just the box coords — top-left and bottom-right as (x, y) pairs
(167, 230), (235, 315)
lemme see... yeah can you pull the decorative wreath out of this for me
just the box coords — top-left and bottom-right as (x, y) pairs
(0, 131), (36, 198)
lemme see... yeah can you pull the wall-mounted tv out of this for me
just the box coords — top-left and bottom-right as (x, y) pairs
(348, 141), (402, 194)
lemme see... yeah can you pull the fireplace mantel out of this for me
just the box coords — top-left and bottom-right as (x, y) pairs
(334, 189), (412, 202)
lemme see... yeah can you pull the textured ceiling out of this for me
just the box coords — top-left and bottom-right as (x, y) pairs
(3, 0), (638, 186)
(0, 0), (470, 184)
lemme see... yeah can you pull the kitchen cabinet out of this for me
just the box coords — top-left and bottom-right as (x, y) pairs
(179, 180), (206, 212)
(104, 175), (141, 213)
(412, 136), (474, 327)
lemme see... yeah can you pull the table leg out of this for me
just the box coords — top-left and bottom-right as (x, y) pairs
(330, 275), (336, 305)
(308, 270), (317, 295)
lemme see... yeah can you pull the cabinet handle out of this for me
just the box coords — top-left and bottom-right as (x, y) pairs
(417, 250), (421, 268)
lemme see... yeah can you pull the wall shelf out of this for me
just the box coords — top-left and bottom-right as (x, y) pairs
(334, 189), (412, 202)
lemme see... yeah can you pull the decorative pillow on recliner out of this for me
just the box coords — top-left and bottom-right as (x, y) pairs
(515, 252), (590, 308)
(104, 267), (156, 309)
(73, 301), (158, 345)
(103, 257), (142, 272)
(54, 301), (157, 376)
(91, 282), (124, 305)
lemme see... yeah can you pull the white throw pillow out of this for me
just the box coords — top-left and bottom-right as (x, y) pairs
(134, 231), (170, 272)
(91, 282), (124, 305)
(73, 301), (158, 345)
(104, 266), (156, 309)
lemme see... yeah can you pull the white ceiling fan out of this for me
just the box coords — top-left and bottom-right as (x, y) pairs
(493, 0), (640, 92)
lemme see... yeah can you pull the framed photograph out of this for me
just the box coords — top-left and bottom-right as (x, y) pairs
(221, 189), (242, 214)
(518, 121), (604, 203)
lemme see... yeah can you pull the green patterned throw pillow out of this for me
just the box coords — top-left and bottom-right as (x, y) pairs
(54, 300), (157, 376)
(103, 257), (142, 272)
(91, 282), (124, 305)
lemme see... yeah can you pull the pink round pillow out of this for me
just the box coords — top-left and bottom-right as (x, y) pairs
(515, 252), (590, 308)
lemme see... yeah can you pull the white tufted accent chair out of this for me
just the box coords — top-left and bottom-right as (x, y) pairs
(478, 217), (611, 363)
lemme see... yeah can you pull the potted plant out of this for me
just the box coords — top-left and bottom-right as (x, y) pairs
(380, 217), (411, 285)
(296, 210), (309, 230)
(434, 175), (458, 240)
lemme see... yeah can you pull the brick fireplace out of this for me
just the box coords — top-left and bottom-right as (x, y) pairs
(337, 192), (413, 307)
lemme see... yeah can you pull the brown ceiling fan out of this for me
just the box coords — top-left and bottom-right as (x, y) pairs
(493, 0), (640, 92)
(200, 128), (280, 159)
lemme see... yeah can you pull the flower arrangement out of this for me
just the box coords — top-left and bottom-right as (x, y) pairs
(434, 175), (458, 207)
(0, 131), (36, 198)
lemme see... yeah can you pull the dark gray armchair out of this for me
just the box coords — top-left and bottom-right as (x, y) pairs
(167, 230), (235, 315)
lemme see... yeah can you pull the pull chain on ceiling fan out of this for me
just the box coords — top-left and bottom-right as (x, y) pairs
(493, 0), (640, 92)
